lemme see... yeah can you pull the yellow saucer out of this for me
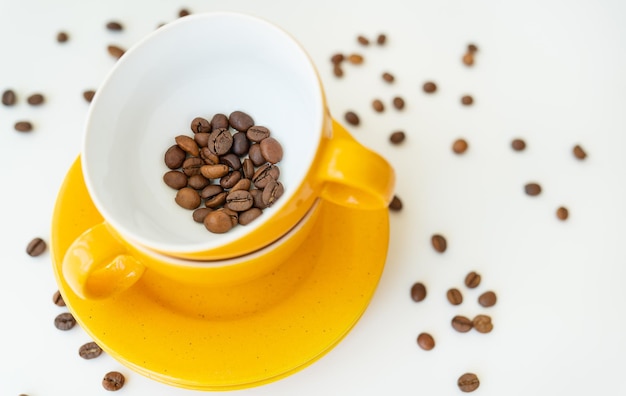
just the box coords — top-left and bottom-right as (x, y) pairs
(50, 157), (389, 391)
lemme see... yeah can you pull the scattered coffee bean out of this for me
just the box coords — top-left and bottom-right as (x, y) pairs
(410, 282), (427, 302)
(239, 207), (263, 225)
(107, 44), (125, 59)
(242, 158), (255, 179)
(79, 341), (103, 359)
(392, 96), (405, 110)
(83, 89), (96, 103)
(54, 312), (76, 331)
(164, 145), (186, 169)
(333, 64), (344, 77)
(194, 132), (210, 148)
(191, 117), (211, 133)
(452, 138), (468, 154)
(248, 144), (266, 166)
(204, 210), (233, 234)
(2, 89), (16, 106)
(464, 271), (481, 288)
(52, 290), (66, 306)
(462, 52), (474, 66)
(431, 234), (447, 253)
(14, 121), (33, 132)
(231, 178), (252, 192)
(344, 111), (360, 126)
(451, 315), (473, 333)
(388, 195), (403, 211)
(179, 8), (191, 17)
(251, 189), (267, 209)
(573, 144), (587, 160)
(473, 314), (493, 333)
(163, 171), (189, 189)
(102, 371), (125, 391)
(376, 33), (387, 45)
(201, 164), (229, 179)
(26, 237), (47, 256)
(175, 187), (201, 210)
(205, 191), (227, 209)
(210, 113), (229, 130)
(220, 153), (242, 171)
(417, 332), (435, 351)
(232, 132), (250, 156)
(382, 72), (395, 83)
(524, 182), (542, 196)
(468, 44), (479, 53)
(208, 128), (234, 155)
(175, 135), (200, 157)
(372, 99), (384, 112)
(246, 125), (271, 143)
(27, 93), (44, 105)
(262, 179), (284, 206)
(188, 174), (210, 190)
(182, 157), (205, 176)
(225, 190), (253, 212)
(423, 81), (437, 93)
(253, 163), (280, 189)
(461, 95), (474, 106)
(357, 35), (369, 45)
(556, 206), (569, 221)
(458, 373), (480, 392)
(330, 53), (344, 64)
(389, 131), (405, 145)
(106, 21), (123, 31)
(478, 291), (497, 307)
(446, 288), (463, 305)
(229, 110), (255, 132)
(260, 137), (284, 164)
(511, 138), (526, 151)
(56, 31), (69, 43)
(347, 54), (364, 64)
(192, 207), (212, 223)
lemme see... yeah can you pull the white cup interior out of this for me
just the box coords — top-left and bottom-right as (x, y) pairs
(83, 12), (322, 255)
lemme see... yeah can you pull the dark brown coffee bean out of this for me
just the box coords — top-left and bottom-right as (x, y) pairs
(461, 95), (474, 106)
(468, 43), (478, 53)
(511, 138), (526, 151)
(163, 171), (187, 190)
(253, 163), (280, 189)
(372, 99), (384, 112)
(208, 128), (233, 155)
(14, 121), (33, 132)
(194, 132), (210, 148)
(524, 182), (542, 196)
(333, 64), (344, 78)
(26, 237), (46, 256)
(248, 144), (266, 166)
(451, 315), (473, 333)
(573, 144), (587, 160)
(220, 153), (241, 170)
(220, 170), (242, 189)
(54, 312), (76, 330)
(52, 290), (66, 307)
(2, 89), (16, 106)
(200, 164), (229, 179)
(446, 288), (463, 305)
(191, 117), (211, 133)
(200, 184), (224, 200)
(192, 207), (212, 223)
(231, 178), (252, 192)
(357, 35), (369, 45)
(106, 21), (123, 31)
(229, 110), (254, 132)
(107, 44), (125, 59)
(478, 291), (497, 307)
(182, 157), (205, 176)
(464, 271), (481, 288)
(392, 96), (405, 110)
(388, 195), (402, 211)
(262, 180), (284, 206)
(56, 31), (69, 43)
(377, 33), (387, 45)
(179, 8), (191, 17)
(260, 137), (283, 164)
(458, 373), (480, 392)
(175, 135), (200, 157)
(164, 144), (186, 169)
(175, 187), (201, 210)
(239, 207), (263, 225)
(453, 138), (468, 154)
(410, 282), (427, 302)
(83, 89), (95, 103)
(27, 93), (45, 105)
(417, 333), (435, 351)
(204, 210), (233, 233)
(225, 190), (253, 211)
(344, 111), (360, 126)
(423, 81), (437, 93)
(200, 147), (220, 165)
(431, 234), (447, 253)
(462, 52), (475, 66)
(330, 53), (344, 64)
(187, 174), (210, 190)
(556, 206), (569, 221)
(382, 72), (394, 83)
(389, 131), (405, 145)
(205, 192), (227, 209)
(79, 341), (103, 359)
(473, 314), (493, 333)
(210, 113), (229, 130)
(246, 125), (271, 143)
(102, 371), (125, 391)
(347, 53), (364, 64)
(232, 132), (250, 156)
(242, 158), (255, 179)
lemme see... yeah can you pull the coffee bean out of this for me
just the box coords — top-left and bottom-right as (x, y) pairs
(417, 333), (435, 351)
(446, 288), (463, 305)
(239, 207), (263, 225)
(192, 207), (212, 223)
(220, 170), (242, 189)
(253, 163), (280, 189)
(372, 99), (384, 112)
(56, 31), (69, 43)
(102, 371), (125, 391)
(225, 190), (253, 212)
(246, 125), (271, 143)
(107, 44), (125, 59)
(175, 187), (201, 210)
(200, 147), (220, 165)
(468, 43), (479, 53)
(260, 137), (283, 164)
(242, 158), (255, 179)
(54, 312), (76, 331)
(573, 144), (587, 160)
(462, 52), (475, 66)
(14, 121), (33, 132)
(200, 185), (224, 200)
(200, 164), (229, 179)
(478, 291), (497, 307)
(79, 341), (103, 359)
(83, 89), (95, 103)
(344, 111), (360, 126)
(423, 81), (437, 93)
(210, 113), (229, 130)
(461, 95), (474, 106)
(164, 145), (186, 169)
(52, 290), (66, 307)
(27, 93), (45, 105)
(464, 271), (481, 288)
(376, 33), (387, 45)
(229, 110), (255, 132)
(453, 138), (468, 154)
(2, 89), (16, 106)
(175, 135), (200, 157)
(347, 54), (364, 64)
(208, 128), (233, 155)
(333, 64), (344, 78)
(388, 195), (403, 211)
(190, 117), (211, 133)
(473, 314), (493, 333)
(231, 178), (252, 192)
(248, 144), (266, 166)
(556, 206), (569, 221)
(187, 174), (210, 190)
(250, 189), (267, 209)
(163, 171), (187, 190)
(222, 208), (239, 226)
(262, 180), (284, 206)
(357, 35), (369, 45)
(524, 182), (542, 196)
(26, 237), (46, 256)
(389, 131), (405, 145)
(382, 72), (395, 83)
(182, 157), (205, 176)
(431, 234), (447, 253)
(204, 210), (233, 233)
(106, 21), (123, 31)
(410, 282), (427, 302)
(179, 8), (191, 17)
(511, 138), (526, 151)
(232, 132), (250, 156)
(458, 373), (480, 392)
(205, 192), (227, 209)
(451, 315), (473, 333)
(194, 132), (210, 148)
(392, 96), (405, 110)
(330, 53), (344, 64)
(220, 153), (242, 171)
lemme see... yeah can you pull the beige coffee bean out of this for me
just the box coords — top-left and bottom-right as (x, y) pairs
(175, 135), (200, 157)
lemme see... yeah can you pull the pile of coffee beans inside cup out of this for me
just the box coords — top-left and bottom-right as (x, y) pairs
(163, 111), (284, 234)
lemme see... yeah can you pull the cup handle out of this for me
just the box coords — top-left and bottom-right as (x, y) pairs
(317, 120), (395, 209)
(61, 222), (145, 300)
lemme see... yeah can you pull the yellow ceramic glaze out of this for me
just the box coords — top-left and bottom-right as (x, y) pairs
(51, 157), (390, 390)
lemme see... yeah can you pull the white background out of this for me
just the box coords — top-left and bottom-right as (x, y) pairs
(2, 0), (626, 395)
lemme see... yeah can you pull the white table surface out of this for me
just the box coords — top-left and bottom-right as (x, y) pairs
(2, 0), (626, 395)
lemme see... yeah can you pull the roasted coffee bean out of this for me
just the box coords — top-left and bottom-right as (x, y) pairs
(83, 89), (95, 103)
(347, 53), (364, 64)
(417, 333), (435, 351)
(164, 144), (186, 169)
(453, 138), (468, 154)
(458, 373), (480, 392)
(208, 128), (233, 155)
(187, 174), (210, 190)
(473, 314), (493, 333)
(461, 95), (474, 105)
(194, 132), (210, 148)
(175, 187), (201, 210)
(524, 182), (542, 196)
(330, 53), (344, 64)
(246, 125), (271, 143)
(468, 43), (478, 53)
(451, 315), (473, 333)
(182, 157), (205, 176)
(357, 35), (369, 45)
(52, 290), (66, 307)
(200, 164), (229, 179)
(511, 138), (526, 151)
(431, 234), (447, 253)
(191, 117), (211, 134)
(260, 137), (283, 164)
(79, 341), (103, 359)
(464, 271), (481, 288)
(446, 288), (463, 305)
(344, 111), (360, 126)
(372, 99), (384, 112)
(253, 163), (280, 189)
(210, 113), (229, 130)
(262, 180), (284, 206)
(382, 72), (394, 83)
(27, 93), (44, 105)
(205, 191), (227, 208)
(388, 195), (403, 211)
(179, 8), (191, 17)
(225, 190), (253, 211)
(26, 237), (46, 256)
(220, 153), (241, 170)
(163, 171), (188, 190)
(423, 81), (437, 93)
(56, 31), (69, 43)
(175, 135), (200, 157)
(248, 144), (266, 166)
(220, 170), (242, 189)
(106, 21), (123, 31)
(478, 291), (497, 307)
(392, 96), (405, 110)
(389, 131), (405, 145)
(2, 89), (16, 106)
(377, 33), (387, 45)
(102, 371), (125, 391)
(204, 210), (233, 233)
(107, 44), (125, 59)
(243, 158), (255, 179)
(222, 208), (239, 226)
(232, 132), (250, 156)
(231, 178), (252, 192)
(192, 207), (212, 223)
(200, 184), (224, 200)
(556, 206), (569, 221)
(229, 110), (254, 132)
(14, 121), (33, 132)
(54, 312), (76, 330)
(573, 144), (587, 160)
(333, 64), (344, 78)
(462, 52), (475, 66)
(200, 147), (220, 165)
(251, 189), (267, 209)
(410, 282), (427, 302)
(239, 207), (263, 225)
